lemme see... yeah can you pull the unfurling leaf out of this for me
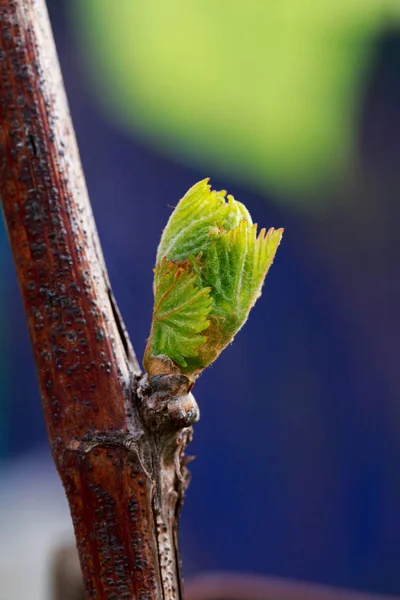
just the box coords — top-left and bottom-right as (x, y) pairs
(143, 179), (283, 380)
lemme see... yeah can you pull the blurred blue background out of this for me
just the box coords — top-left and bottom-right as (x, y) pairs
(2, 1), (400, 598)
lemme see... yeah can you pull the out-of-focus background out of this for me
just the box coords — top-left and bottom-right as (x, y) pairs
(2, 1), (400, 598)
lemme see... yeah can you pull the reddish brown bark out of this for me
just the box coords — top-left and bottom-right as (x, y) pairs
(52, 547), (400, 600)
(0, 1), (195, 598)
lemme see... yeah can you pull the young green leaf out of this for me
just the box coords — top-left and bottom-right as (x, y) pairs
(143, 179), (283, 380)
(143, 258), (212, 374)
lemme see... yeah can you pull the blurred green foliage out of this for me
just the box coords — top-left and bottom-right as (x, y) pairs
(72, 0), (400, 204)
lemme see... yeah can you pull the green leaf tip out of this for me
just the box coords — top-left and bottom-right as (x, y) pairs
(143, 179), (283, 380)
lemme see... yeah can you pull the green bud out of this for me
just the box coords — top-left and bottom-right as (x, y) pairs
(143, 179), (283, 380)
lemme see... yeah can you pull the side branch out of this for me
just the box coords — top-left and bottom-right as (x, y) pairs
(0, 1), (192, 598)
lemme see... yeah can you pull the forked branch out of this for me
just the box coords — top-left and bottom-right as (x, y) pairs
(0, 1), (194, 598)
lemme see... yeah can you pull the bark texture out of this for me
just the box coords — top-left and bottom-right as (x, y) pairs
(52, 546), (400, 600)
(0, 1), (195, 598)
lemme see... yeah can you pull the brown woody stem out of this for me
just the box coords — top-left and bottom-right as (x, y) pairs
(0, 1), (195, 598)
